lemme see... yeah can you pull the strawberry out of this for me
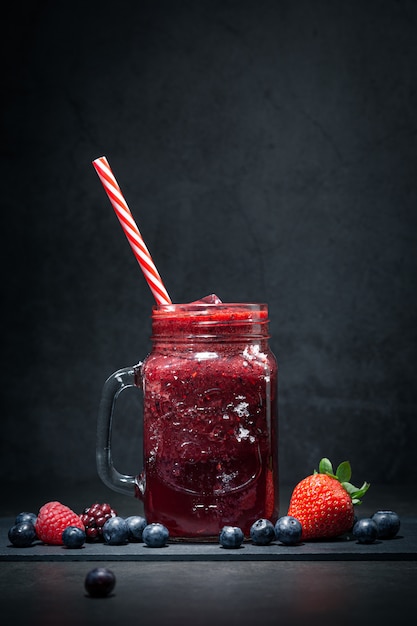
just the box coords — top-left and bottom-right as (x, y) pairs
(35, 501), (85, 545)
(287, 458), (370, 540)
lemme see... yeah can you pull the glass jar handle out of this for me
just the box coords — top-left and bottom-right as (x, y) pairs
(96, 364), (143, 497)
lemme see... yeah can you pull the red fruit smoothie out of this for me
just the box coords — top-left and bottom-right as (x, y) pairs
(135, 301), (278, 539)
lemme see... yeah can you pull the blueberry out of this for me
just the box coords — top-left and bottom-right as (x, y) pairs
(352, 518), (378, 544)
(8, 522), (37, 547)
(15, 512), (37, 526)
(85, 567), (116, 597)
(219, 525), (244, 549)
(102, 516), (129, 545)
(142, 523), (169, 547)
(275, 516), (302, 545)
(62, 526), (86, 548)
(125, 515), (147, 542)
(371, 510), (401, 539)
(250, 518), (276, 545)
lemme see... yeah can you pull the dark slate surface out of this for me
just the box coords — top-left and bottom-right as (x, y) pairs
(1, 517), (416, 562)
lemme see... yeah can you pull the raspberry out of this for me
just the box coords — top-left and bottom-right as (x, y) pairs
(35, 501), (85, 545)
(80, 503), (117, 541)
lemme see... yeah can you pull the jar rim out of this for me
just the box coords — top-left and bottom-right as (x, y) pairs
(152, 302), (268, 319)
(151, 303), (270, 338)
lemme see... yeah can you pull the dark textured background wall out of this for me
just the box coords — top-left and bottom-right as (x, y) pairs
(2, 0), (416, 492)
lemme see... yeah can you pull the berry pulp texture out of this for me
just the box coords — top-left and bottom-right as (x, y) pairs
(136, 304), (278, 539)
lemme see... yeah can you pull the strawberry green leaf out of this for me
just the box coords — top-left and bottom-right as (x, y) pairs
(345, 481), (371, 504)
(336, 461), (351, 483)
(341, 481), (358, 495)
(315, 458), (370, 504)
(318, 458), (334, 475)
(352, 481), (370, 501)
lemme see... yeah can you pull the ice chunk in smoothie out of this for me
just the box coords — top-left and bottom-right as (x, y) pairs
(191, 294), (223, 304)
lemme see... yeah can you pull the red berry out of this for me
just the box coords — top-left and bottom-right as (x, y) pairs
(287, 458), (370, 541)
(35, 501), (85, 545)
(86, 527), (99, 540)
(81, 503), (117, 541)
(96, 516), (107, 528)
(288, 473), (355, 539)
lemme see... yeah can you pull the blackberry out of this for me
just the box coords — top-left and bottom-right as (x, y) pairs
(80, 503), (117, 541)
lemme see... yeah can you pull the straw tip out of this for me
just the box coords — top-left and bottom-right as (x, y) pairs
(92, 156), (107, 166)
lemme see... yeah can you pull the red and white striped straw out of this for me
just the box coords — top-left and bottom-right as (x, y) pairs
(92, 156), (171, 305)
